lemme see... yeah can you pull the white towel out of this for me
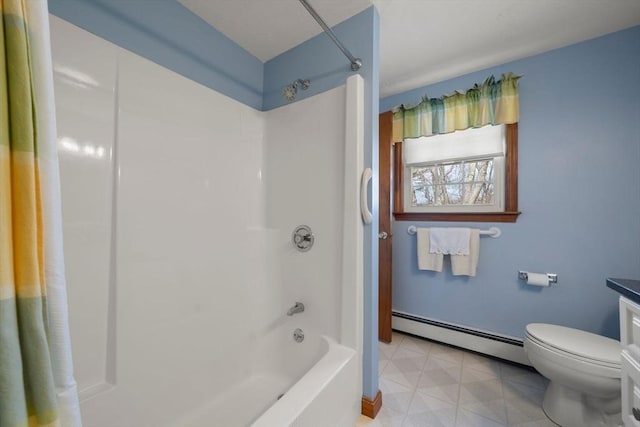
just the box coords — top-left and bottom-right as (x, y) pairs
(417, 228), (443, 271)
(451, 229), (480, 276)
(429, 227), (471, 255)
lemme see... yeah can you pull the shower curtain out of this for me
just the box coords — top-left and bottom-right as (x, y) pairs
(0, 1), (81, 426)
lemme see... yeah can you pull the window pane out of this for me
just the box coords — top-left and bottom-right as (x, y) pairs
(444, 184), (463, 204)
(410, 158), (496, 207)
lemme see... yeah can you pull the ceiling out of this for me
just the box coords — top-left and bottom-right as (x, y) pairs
(179, 0), (640, 98)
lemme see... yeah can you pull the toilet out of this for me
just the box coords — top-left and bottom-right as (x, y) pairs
(524, 323), (622, 427)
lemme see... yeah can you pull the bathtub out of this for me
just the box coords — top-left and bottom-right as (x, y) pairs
(172, 324), (360, 427)
(253, 336), (359, 427)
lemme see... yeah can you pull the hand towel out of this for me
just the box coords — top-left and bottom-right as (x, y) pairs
(451, 229), (480, 276)
(417, 228), (443, 272)
(429, 227), (471, 255)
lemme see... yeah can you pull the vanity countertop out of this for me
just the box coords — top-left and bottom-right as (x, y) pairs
(607, 278), (640, 305)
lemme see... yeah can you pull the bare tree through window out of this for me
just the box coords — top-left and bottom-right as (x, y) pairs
(410, 159), (495, 207)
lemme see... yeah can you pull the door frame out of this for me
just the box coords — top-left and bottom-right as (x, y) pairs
(378, 111), (393, 343)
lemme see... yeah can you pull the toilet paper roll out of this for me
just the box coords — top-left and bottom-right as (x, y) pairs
(527, 272), (550, 287)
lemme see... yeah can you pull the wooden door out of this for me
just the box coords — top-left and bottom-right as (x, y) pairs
(378, 112), (393, 343)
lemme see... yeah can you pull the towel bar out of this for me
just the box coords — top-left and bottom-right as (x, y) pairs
(406, 225), (501, 238)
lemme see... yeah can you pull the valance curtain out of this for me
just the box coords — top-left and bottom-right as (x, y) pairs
(1, 1), (81, 426)
(392, 73), (521, 143)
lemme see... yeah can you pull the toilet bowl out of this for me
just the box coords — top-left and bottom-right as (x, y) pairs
(524, 323), (621, 427)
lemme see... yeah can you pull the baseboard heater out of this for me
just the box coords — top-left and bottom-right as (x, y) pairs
(392, 311), (531, 366)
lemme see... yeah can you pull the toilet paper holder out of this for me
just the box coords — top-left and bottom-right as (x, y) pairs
(519, 271), (558, 284)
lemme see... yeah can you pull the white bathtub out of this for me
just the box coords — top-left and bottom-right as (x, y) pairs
(171, 324), (359, 427)
(253, 336), (359, 427)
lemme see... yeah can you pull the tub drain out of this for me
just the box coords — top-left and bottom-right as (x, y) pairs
(293, 328), (304, 343)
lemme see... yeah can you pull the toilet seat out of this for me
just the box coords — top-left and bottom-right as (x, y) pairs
(526, 334), (621, 377)
(526, 323), (621, 372)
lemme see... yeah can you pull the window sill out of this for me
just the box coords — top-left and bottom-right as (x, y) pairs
(393, 211), (521, 223)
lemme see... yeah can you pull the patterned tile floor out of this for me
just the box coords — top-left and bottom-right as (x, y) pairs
(356, 331), (557, 427)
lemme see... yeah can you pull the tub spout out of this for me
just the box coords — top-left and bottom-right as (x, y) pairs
(287, 302), (305, 316)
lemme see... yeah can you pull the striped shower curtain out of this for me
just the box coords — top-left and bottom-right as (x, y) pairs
(1, 1), (81, 426)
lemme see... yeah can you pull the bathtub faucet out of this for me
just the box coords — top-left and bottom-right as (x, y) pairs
(287, 302), (305, 316)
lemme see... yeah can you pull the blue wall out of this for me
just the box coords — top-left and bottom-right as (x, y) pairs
(264, 9), (373, 110)
(49, 1), (381, 400)
(49, 0), (264, 109)
(381, 26), (640, 340)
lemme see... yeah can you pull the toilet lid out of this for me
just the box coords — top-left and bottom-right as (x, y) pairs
(526, 323), (620, 367)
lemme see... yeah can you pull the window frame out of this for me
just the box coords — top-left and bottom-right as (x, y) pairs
(393, 123), (520, 223)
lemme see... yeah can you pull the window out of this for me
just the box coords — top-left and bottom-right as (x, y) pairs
(404, 124), (505, 213)
(407, 158), (501, 211)
(394, 123), (520, 222)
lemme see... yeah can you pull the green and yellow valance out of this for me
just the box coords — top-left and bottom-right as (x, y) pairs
(392, 73), (521, 142)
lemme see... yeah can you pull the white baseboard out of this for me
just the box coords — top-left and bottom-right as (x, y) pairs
(392, 312), (531, 366)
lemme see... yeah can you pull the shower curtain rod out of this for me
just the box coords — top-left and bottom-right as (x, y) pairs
(298, 0), (362, 71)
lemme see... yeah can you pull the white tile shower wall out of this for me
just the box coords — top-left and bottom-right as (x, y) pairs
(52, 16), (269, 426)
(263, 86), (347, 344)
(51, 16), (117, 398)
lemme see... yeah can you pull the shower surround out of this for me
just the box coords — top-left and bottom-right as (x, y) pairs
(52, 16), (364, 426)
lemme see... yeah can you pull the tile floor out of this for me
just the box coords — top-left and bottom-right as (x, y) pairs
(356, 331), (557, 427)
